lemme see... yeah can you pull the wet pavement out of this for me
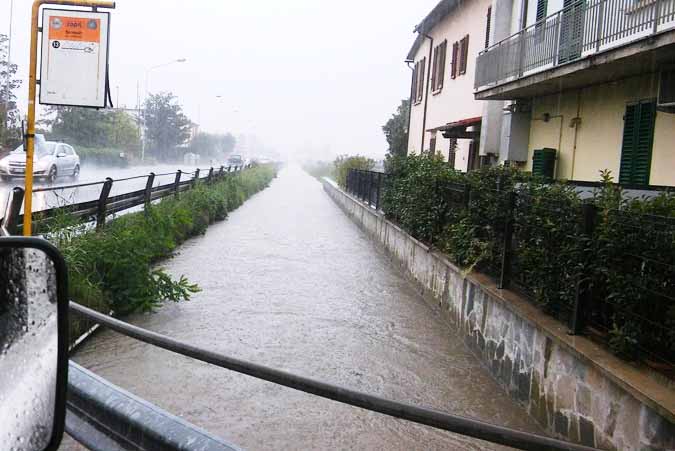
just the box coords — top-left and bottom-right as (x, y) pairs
(60, 165), (543, 450)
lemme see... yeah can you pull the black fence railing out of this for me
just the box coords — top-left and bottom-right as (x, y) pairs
(0, 164), (251, 236)
(344, 168), (675, 373)
(345, 169), (388, 211)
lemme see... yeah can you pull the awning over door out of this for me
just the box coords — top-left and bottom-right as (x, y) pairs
(428, 116), (481, 139)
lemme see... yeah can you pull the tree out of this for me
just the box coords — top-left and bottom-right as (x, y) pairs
(1, 34), (22, 150)
(41, 106), (140, 152)
(188, 132), (236, 161)
(143, 92), (191, 161)
(382, 99), (409, 159)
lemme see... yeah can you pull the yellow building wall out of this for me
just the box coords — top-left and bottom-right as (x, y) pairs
(526, 73), (675, 185)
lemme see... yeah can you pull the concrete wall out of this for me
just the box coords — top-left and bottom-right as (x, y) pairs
(525, 73), (675, 185)
(323, 178), (675, 451)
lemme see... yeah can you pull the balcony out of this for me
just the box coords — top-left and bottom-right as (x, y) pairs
(474, 0), (675, 100)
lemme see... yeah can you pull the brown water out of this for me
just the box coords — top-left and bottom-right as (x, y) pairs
(61, 165), (542, 450)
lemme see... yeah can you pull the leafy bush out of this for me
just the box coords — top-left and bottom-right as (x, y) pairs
(333, 154), (375, 188)
(379, 156), (675, 364)
(77, 146), (129, 167)
(47, 165), (276, 342)
(302, 161), (334, 180)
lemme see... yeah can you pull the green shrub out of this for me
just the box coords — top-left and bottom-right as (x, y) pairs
(77, 147), (130, 167)
(333, 154), (375, 188)
(380, 156), (675, 363)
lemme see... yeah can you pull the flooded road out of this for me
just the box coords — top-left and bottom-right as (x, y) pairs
(62, 165), (542, 450)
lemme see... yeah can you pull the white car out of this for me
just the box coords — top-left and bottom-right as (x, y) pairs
(0, 135), (80, 183)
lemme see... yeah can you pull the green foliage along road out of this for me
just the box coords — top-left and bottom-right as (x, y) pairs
(48, 165), (277, 345)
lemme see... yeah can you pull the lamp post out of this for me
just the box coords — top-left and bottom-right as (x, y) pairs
(141, 57), (186, 161)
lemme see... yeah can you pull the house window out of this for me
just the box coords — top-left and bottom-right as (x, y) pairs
(417, 58), (426, 102)
(485, 7), (492, 49)
(411, 63), (418, 105)
(451, 41), (459, 79)
(459, 35), (470, 75)
(619, 100), (656, 186)
(412, 58), (426, 104)
(431, 40), (447, 92)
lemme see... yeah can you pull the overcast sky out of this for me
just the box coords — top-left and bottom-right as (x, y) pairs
(1, 0), (439, 160)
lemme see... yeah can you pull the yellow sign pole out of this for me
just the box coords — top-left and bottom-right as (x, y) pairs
(23, 0), (115, 236)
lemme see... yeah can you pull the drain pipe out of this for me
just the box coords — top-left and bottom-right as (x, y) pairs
(405, 60), (414, 156)
(420, 33), (433, 154)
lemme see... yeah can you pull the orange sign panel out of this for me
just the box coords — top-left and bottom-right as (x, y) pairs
(48, 17), (101, 43)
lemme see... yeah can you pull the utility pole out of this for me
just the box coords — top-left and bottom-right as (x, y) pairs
(3, 0), (14, 132)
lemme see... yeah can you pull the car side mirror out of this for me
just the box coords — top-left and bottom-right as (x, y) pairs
(56, 152), (66, 158)
(0, 237), (68, 451)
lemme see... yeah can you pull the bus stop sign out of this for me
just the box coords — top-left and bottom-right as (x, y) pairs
(39, 9), (110, 108)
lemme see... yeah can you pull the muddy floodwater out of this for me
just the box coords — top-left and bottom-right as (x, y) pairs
(61, 165), (543, 450)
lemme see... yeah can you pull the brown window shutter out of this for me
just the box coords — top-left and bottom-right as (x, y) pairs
(438, 40), (446, 89)
(485, 7), (492, 49)
(451, 41), (458, 79)
(419, 58), (426, 101)
(411, 63), (418, 103)
(460, 35), (469, 75)
(431, 47), (438, 91)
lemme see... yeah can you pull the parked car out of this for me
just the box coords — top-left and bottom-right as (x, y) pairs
(226, 154), (243, 167)
(0, 135), (80, 183)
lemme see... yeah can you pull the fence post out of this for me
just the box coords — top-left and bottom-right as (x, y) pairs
(144, 172), (155, 209)
(367, 172), (373, 206)
(499, 191), (516, 289)
(174, 170), (182, 198)
(375, 172), (382, 210)
(219, 166), (224, 178)
(463, 184), (472, 209)
(207, 167), (214, 184)
(2, 187), (25, 235)
(569, 202), (597, 334)
(192, 169), (200, 188)
(96, 178), (113, 231)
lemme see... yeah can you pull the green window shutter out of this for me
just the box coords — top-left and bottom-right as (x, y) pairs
(619, 101), (655, 185)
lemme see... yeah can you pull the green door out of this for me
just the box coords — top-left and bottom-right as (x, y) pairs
(619, 100), (656, 186)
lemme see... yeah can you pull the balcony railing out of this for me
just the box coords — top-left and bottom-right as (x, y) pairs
(475, 0), (675, 90)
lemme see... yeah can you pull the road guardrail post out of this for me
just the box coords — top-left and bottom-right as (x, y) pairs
(2, 187), (25, 235)
(219, 166), (224, 178)
(208, 167), (214, 184)
(193, 169), (200, 188)
(144, 172), (155, 209)
(174, 170), (182, 198)
(96, 178), (113, 231)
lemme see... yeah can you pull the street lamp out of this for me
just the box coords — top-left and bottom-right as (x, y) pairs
(141, 57), (186, 161)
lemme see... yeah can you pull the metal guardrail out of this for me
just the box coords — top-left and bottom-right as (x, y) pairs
(0, 164), (250, 235)
(66, 361), (240, 451)
(475, 0), (675, 89)
(69, 301), (599, 451)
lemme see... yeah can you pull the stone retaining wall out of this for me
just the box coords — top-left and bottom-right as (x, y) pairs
(323, 178), (674, 451)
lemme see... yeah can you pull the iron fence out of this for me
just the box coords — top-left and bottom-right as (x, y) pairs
(475, 0), (675, 89)
(0, 164), (250, 236)
(345, 169), (387, 211)
(345, 168), (675, 371)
